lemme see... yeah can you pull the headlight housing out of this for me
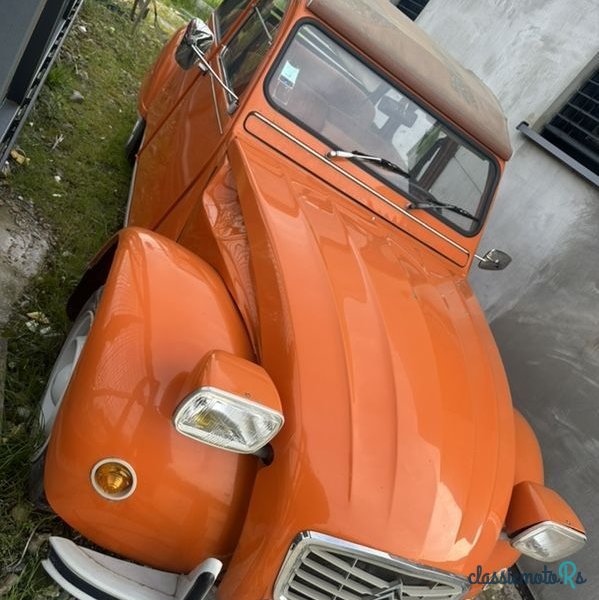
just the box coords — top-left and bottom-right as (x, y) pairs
(173, 386), (284, 454)
(511, 521), (587, 562)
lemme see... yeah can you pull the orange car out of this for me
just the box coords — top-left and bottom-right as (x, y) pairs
(33, 1), (586, 599)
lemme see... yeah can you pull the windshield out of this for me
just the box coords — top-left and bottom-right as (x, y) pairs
(266, 24), (497, 235)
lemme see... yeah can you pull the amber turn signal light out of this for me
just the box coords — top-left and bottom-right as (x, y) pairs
(91, 459), (137, 500)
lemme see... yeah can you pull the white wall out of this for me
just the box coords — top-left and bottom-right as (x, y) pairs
(417, 2), (599, 599)
(419, 0), (598, 152)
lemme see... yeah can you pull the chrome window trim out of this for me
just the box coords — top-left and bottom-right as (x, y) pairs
(210, 71), (224, 134)
(218, 46), (239, 114)
(219, 1), (291, 114)
(246, 112), (470, 260)
(273, 530), (470, 599)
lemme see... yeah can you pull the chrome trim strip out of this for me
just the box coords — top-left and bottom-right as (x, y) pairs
(210, 74), (224, 134)
(192, 45), (239, 102)
(255, 5), (274, 45)
(124, 125), (143, 227)
(273, 530), (470, 599)
(247, 112), (470, 258)
(124, 157), (137, 227)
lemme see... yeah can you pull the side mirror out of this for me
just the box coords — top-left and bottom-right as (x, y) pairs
(175, 18), (214, 70)
(477, 249), (512, 271)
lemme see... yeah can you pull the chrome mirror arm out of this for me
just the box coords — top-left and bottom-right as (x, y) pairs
(190, 45), (239, 104)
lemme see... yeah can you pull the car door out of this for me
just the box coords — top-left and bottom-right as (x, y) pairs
(127, 0), (253, 229)
(129, 0), (290, 232)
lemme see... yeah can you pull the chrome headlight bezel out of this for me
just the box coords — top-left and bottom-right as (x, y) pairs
(173, 386), (284, 454)
(510, 521), (587, 562)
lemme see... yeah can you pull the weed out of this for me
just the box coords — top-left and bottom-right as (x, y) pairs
(0, 1), (177, 596)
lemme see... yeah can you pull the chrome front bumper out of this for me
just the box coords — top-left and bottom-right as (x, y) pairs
(43, 537), (221, 600)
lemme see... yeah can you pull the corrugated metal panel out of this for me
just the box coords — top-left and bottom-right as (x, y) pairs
(395, 0), (430, 21)
(542, 67), (599, 176)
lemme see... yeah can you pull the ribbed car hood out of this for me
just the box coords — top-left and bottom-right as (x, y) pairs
(220, 138), (516, 596)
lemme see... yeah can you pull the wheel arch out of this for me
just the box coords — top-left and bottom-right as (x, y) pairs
(513, 409), (544, 485)
(48, 227), (256, 573)
(66, 234), (118, 320)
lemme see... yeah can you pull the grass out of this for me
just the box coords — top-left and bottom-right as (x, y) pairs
(0, 1), (185, 596)
(163, 0), (220, 17)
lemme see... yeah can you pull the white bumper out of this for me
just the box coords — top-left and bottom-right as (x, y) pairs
(42, 537), (221, 600)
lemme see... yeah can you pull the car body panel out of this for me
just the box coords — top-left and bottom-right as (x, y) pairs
(138, 26), (191, 124)
(44, 228), (256, 573)
(216, 137), (516, 596)
(243, 111), (489, 269)
(130, 64), (225, 230)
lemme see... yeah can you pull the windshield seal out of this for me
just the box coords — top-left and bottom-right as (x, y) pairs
(263, 18), (500, 238)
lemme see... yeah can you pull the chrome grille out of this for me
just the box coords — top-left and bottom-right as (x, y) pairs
(274, 532), (469, 600)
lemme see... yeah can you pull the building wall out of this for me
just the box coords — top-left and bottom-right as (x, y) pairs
(417, 2), (599, 599)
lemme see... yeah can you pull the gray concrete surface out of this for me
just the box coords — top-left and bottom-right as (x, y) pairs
(418, 1), (599, 599)
(0, 187), (50, 328)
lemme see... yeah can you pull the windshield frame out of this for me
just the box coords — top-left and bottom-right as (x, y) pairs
(218, 0), (292, 113)
(263, 18), (501, 238)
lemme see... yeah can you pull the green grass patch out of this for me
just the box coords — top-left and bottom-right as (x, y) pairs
(164, 0), (221, 17)
(0, 1), (176, 596)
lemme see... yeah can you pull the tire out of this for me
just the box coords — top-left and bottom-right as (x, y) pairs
(29, 289), (102, 507)
(125, 116), (146, 166)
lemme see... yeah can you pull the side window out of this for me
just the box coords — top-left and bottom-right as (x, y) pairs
(215, 0), (251, 40)
(220, 0), (289, 100)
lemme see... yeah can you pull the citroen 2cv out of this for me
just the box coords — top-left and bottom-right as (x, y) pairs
(32, 1), (586, 599)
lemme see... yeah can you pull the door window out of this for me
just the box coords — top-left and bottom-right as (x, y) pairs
(220, 0), (289, 100)
(214, 0), (251, 39)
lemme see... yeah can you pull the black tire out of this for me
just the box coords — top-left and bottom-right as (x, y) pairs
(29, 289), (102, 508)
(29, 451), (50, 510)
(125, 116), (146, 166)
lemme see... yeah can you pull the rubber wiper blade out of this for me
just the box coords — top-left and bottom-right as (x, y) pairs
(327, 149), (411, 179)
(327, 148), (477, 222)
(407, 185), (479, 222)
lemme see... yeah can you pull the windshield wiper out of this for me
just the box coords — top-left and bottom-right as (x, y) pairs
(327, 149), (411, 179)
(406, 189), (479, 222)
(327, 148), (478, 222)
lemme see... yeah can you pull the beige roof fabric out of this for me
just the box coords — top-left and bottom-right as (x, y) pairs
(306, 0), (512, 159)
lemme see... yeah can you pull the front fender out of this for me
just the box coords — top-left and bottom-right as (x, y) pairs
(137, 27), (186, 118)
(45, 228), (256, 573)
